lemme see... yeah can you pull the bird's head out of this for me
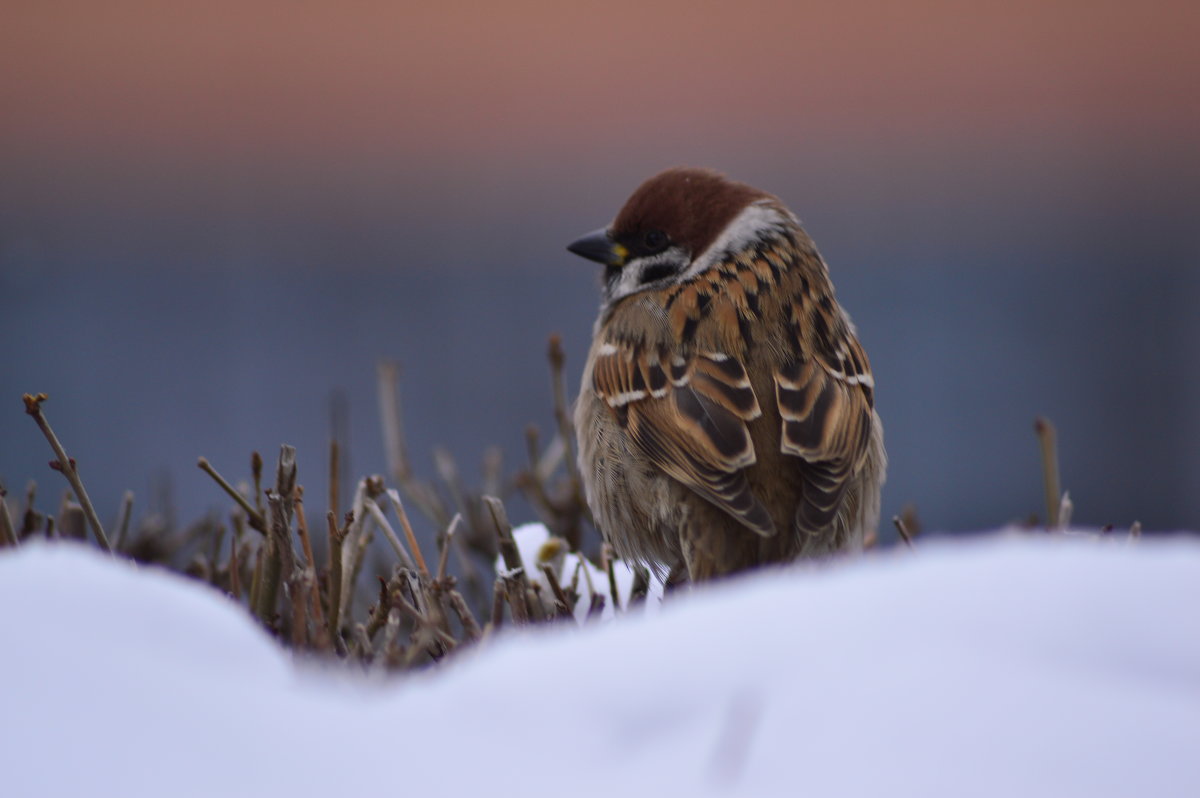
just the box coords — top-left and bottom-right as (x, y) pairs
(567, 167), (794, 305)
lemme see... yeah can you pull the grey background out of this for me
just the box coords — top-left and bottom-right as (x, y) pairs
(4, 148), (1197, 541)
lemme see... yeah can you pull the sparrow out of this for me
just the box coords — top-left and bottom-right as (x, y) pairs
(568, 167), (885, 582)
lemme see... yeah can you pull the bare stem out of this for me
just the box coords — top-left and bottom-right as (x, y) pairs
(386, 488), (429, 579)
(547, 335), (580, 487)
(228, 519), (243, 600)
(436, 513), (461, 582)
(328, 436), (341, 521)
(892, 515), (914, 549)
(112, 490), (134, 551)
(541, 564), (576, 620)
(0, 487), (17, 547)
(393, 592), (457, 651)
(484, 496), (531, 624)
(376, 361), (452, 529)
(197, 457), (267, 534)
(602, 543), (622, 613)
(293, 487), (315, 570)
(489, 580), (506, 632)
(326, 510), (349, 646)
(378, 361), (410, 482)
(1034, 417), (1061, 529)
(254, 446), (298, 627)
(22, 393), (112, 552)
(289, 569), (311, 648)
(292, 489), (328, 642)
(364, 496), (418, 572)
(251, 451), (265, 524)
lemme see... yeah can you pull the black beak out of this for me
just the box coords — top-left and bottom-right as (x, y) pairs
(567, 228), (627, 266)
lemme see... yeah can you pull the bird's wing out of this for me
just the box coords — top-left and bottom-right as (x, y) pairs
(775, 298), (877, 536)
(591, 342), (776, 537)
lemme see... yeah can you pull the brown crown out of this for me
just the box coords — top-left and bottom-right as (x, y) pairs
(611, 167), (774, 258)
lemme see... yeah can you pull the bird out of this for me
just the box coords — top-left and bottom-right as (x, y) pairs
(567, 167), (885, 583)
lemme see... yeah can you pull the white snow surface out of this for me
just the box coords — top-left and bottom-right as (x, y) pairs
(3, 535), (1199, 797)
(496, 522), (664, 622)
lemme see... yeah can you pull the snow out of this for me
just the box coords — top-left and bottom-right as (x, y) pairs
(3, 534), (1199, 797)
(497, 522), (665, 621)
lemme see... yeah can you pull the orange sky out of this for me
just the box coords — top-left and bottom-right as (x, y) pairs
(4, 0), (1198, 175)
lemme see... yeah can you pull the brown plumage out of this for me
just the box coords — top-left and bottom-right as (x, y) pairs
(569, 167), (885, 582)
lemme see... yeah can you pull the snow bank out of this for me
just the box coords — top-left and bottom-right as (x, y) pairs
(2, 535), (1198, 797)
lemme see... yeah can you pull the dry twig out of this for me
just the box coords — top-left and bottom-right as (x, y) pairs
(1034, 417), (1062, 529)
(197, 457), (266, 534)
(23, 393), (112, 552)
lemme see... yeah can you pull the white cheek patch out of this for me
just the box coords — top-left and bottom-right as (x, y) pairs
(604, 247), (689, 303)
(686, 201), (793, 278)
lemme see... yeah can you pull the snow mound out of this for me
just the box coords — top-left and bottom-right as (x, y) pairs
(3, 535), (1199, 797)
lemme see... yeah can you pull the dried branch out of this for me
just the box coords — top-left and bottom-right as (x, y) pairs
(248, 543), (264, 617)
(197, 457), (266, 534)
(0, 485), (17, 547)
(892, 515), (914, 549)
(504, 578), (531, 625)
(485, 495), (533, 624)
(293, 489), (327, 642)
(392, 592), (457, 652)
(481, 447), (503, 502)
(378, 362), (452, 530)
(351, 624), (374, 663)
(601, 543), (622, 614)
(293, 488), (316, 570)
(112, 490), (134, 552)
(446, 588), (482, 643)
(540, 564), (576, 620)
(328, 436), (341, 522)
(289, 568), (312, 648)
(547, 335), (579, 489)
(485, 496), (524, 582)
(251, 451), (265, 525)
(22, 393), (112, 552)
(436, 513), (462, 582)
(628, 564), (650, 607)
(339, 478), (380, 629)
(1034, 417), (1061, 529)
(364, 496), (418, 572)
(433, 447), (471, 524)
(58, 496), (86, 541)
(253, 446), (298, 627)
(378, 361), (411, 483)
(228, 520), (243, 600)
(489, 580), (506, 632)
(326, 510), (349, 646)
(365, 576), (394, 641)
(20, 481), (41, 538)
(1057, 491), (1074, 530)
(374, 608), (402, 673)
(586, 591), (606, 621)
(385, 489), (430, 579)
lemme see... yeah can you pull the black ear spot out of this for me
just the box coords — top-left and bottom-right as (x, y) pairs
(640, 262), (677, 284)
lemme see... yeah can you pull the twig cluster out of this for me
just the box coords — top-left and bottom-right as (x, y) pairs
(4, 354), (1156, 673)
(4, 341), (620, 671)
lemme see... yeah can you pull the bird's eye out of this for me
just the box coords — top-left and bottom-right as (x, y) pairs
(643, 230), (667, 250)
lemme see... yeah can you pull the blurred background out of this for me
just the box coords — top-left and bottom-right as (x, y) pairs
(3, 0), (1198, 540)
